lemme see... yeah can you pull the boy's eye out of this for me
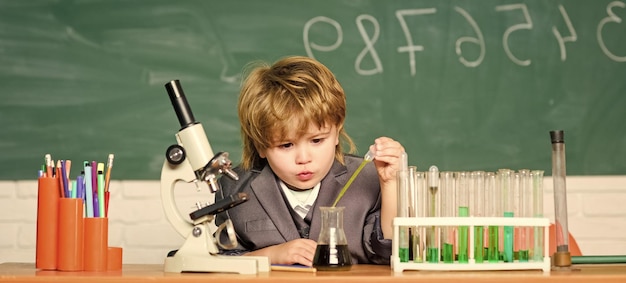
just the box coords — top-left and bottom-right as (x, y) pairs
(312, 138), (324, 144)
(279, 143), (293, 149)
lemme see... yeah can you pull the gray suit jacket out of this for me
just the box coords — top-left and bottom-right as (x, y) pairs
(214, 154), (392, 264)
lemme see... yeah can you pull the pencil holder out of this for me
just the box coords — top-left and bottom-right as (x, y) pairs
(36, 177), (61, 270)
(84, 217), (108, 271)
(107, 247), (123, 271)
(57, 198), (84, 271)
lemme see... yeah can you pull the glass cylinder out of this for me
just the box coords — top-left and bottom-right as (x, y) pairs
(550, 130), (571, 267)
(313, 207), (352, 271)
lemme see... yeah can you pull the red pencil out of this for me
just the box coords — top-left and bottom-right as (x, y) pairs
(104, 154), (114, 216)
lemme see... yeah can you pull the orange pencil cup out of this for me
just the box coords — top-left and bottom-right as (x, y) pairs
(107, 247), (123, 271)
(57, 198), (84, 271)
(84, 217), (109, 271)
(36, 177), (60, 270)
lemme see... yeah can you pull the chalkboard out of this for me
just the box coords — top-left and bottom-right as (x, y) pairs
(1, 0), (625, 180)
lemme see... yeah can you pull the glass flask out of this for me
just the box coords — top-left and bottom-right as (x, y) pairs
(312, 206), (352, 271)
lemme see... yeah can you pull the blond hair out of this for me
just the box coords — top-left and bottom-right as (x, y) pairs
(237, 56), (356, 170)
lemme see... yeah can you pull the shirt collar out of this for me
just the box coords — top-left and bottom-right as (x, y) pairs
(279, 181), (321, 218)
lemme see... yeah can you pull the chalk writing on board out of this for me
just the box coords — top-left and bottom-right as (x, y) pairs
(304, 2), (626, 75)
(598, 1), (626, 62)
(553, 4), (577, 61)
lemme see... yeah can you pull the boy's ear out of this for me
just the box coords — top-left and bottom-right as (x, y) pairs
(258, 148), (266, 158)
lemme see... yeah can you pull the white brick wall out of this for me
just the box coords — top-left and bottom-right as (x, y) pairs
(1, 176), (625, 264)
(543, 176), (626, 255)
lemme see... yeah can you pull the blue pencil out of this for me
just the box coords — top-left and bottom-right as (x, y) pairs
(60, 160), (69, 198)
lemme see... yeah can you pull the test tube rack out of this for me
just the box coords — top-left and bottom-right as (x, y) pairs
(392, 217), (551, 272)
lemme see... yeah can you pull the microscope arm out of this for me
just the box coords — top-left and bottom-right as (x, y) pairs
(160, 157), (196, 238)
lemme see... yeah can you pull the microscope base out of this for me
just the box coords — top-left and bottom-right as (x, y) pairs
(164, 253), (270, 274)
(163, 223), (269, 274)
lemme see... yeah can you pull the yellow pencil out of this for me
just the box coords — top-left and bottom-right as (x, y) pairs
(105, 154), (114, 193)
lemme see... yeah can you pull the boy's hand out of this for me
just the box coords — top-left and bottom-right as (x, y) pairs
(246, 239), (317, 266)
(368, 136), (405, 238)
(368, 137), (405, 187)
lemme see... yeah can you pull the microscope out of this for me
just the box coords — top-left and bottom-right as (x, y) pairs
(160, 80), (269, 274)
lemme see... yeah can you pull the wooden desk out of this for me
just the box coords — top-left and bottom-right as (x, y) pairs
(2, 262), (626, 283)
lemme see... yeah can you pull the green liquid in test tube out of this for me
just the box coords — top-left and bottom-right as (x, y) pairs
(458, 207), (469, 262)
(440, 172), (455, 263)
(474, 226), (484, 262)
(472, 171), (486, 263)
(456, 172), (470, 263)
(488, 226), (499, 262)
(442, 243), (454, 263)
(427, 166), (440, 263)
(397, 169), (409, 263)
(485, 172), (500, 262)
(499, 169), (514, 263)
(412, 169), (426, 263)
(396, 152), (409, 262)
(503, 211), (514, 261)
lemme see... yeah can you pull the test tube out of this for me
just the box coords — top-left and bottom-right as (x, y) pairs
(440, 171), (455, 263)
(531, 170), (545, 262)
(396, 169), (410, 262)
(485, 172), (499, 262)
(550, 130), (571, 267)
(427, 165), (440, 263)
(456, 171), (470, 263)
(518, 169), (532, 262)
(471, 171), (486, 263)
(499, 169), (514, 262)
(512, 171), (521, 261)
(412, 169), (427, 263)
(407, 165), (417, 261)
(408, 166), (418, 219)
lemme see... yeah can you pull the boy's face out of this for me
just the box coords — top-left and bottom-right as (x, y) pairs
(259, 122), (339, 190)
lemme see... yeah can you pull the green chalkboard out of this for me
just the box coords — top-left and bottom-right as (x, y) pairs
(1, 0), (625, 180)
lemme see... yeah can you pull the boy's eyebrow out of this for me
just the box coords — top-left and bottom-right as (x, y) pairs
(308, 125), (332, 134)
(270, 123), (333, 141)
(312, 130), (331, 136)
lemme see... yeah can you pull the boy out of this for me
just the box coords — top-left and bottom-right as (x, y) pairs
(214, 56), (405, 266)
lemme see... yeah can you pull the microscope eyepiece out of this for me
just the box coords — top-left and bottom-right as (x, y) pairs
(165, 80), (198, 129)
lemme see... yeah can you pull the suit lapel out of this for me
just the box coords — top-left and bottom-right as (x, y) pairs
(249, 160), (350, 242)
(249, 166), (301, 241)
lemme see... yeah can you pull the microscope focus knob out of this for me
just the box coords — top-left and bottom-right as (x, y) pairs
(166, 144), (186, 165)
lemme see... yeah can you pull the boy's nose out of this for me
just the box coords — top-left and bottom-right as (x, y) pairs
(295, 146), (312, 164)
